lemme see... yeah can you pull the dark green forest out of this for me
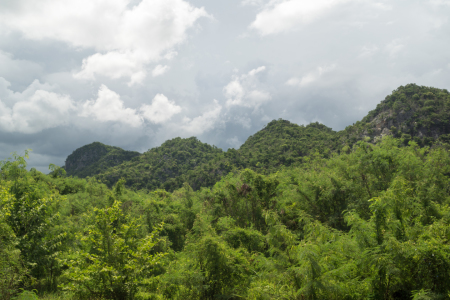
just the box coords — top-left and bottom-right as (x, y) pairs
(2, 84), (450, 300)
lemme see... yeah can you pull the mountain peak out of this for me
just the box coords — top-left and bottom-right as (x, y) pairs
(65, 142), (140, 177)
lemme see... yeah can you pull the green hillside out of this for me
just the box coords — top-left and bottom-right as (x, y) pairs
(338, 83), (450, 147)
(95, 137), (224, 191)
(64, 142), (140, 178)
(237, 120), (338, 172)
(66, 120), (338, 192)
(172, 120), (339, 191)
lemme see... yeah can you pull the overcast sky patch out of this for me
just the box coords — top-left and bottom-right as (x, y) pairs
(0, 0), (449, 171)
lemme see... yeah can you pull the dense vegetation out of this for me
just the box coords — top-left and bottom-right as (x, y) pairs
(3, 84), (450, 299)
(65, 142), (140, 178)
(236, 120), (338, 172)
(339, 84), (450, 147)
(3, 135), (450, 299)
(68, 122), (338, 193)
(95, 137), (225, 191)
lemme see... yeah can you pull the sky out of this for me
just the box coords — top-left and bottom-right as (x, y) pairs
(0, 0), (450, 172)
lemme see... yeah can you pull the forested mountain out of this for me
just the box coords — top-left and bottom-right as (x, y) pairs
(66, 84), (450, 192)
(64, 142), (140, 178)
(237, 120), (338, 172)
(338, 84), (450, 148)
(68, 120), (339, 192)
(95, 137), (224, 191)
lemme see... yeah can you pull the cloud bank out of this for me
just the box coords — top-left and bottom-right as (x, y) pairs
(0, 0), (209, 84)
(0, 0), (449, 172)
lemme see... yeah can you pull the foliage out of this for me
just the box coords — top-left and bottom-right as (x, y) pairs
(60, 201), (166, 300)
(342, 83), (450, 147)
(65, 142), (140, 178)
(0, 185), (28, 300)
(96, 137), (224, 191)
(1, 151), (65, 292)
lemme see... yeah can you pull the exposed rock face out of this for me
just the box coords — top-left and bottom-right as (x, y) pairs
(65, 142), (140, 178)
(340, 84), (450, 147)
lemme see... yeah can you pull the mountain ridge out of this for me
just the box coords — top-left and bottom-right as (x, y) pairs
(64, 83), (450, 191)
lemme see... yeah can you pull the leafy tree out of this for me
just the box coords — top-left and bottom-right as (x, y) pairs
(1, 152), (64, 291)
(0, 184), (28, 300)
(60, 201), (166, 300)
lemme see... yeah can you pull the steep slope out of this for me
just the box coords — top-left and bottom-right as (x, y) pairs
(95, 137), (224, 191)
(65, 142), (140, 178)
(82, 120), (337, 191)
(167, 120), (339, 190)
(338, 84), (450, 148)
(237, 119), (338, 172)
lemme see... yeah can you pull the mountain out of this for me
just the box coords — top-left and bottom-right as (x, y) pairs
(95, 137), (224, 191)
(64, 142), (140, 178)
(338, 83), (450, 148)
(237, 119), (338, 172)
(94, 120), (338, 191)
(167, 119), (339, 191)
(64, 84), (450, 191)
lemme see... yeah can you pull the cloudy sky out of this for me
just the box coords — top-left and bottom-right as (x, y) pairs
(0, 0), (449, 171)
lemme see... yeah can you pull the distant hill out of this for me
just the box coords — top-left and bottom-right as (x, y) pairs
(95, 137), (224, 191)
(237, 120), (338, 172)
(64, 84), (450, 191)
(338, 84), (450, 148)
(64, 142), (140, 178)
(170, 119), (339, 191)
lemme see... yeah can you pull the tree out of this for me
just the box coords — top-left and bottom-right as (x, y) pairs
(1, 151), (64, 291)
(60, 201), (166, 300)
(0, 184), (28, 300)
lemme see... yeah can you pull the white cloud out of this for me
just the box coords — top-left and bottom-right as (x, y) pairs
(0, 51), (42, 84)
(0, 78), (76, 133)
(81, 84), (143, 127)
(358, 45), (379, 58)
(248, 66), (266, 76)
(182, 100), (222, 135)
(286, 64), (336, 87)
(384, 39), (405, 58)
(0, 0), (209, 83)
(371, 2), (392, 10)
(152, 65), (170, 77)
(224, 66), (271, 108)
(233, 115), (252, 129)
(224, 81), (245, 105)
(164, 51), (178, 60)
(226, 136), (241, 148)
(140, 94), (181, 124)
(242, 0), (265, 6)
(249, 0), (353, 35)
(74, 51), (148, 86)
(429, 0), (450, 6)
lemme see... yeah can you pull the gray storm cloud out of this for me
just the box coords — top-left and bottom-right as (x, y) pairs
(0, 0), (449, 170)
